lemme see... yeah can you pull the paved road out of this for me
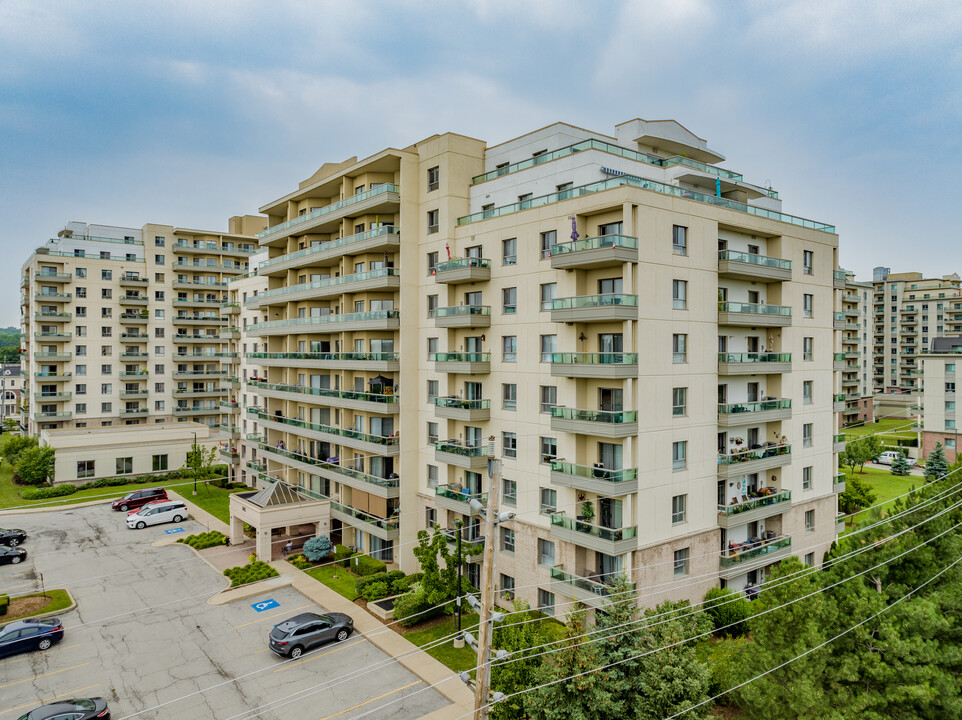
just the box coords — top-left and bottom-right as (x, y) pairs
(0, 505), (447, 720)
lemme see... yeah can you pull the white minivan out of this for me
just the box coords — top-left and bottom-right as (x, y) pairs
(126, 500), (188, 529)
(876, 451), (916, 467)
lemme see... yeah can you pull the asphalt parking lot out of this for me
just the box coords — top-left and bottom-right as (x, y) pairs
(0, 505), (448, 720)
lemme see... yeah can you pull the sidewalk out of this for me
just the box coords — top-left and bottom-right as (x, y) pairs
(168, 489), (231, 534)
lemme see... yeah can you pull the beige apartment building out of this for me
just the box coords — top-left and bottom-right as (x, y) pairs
(20, 217), (263, 439)
(241, 118), (844, 609)
(921, 336), (961, 464)
(835, 272), (874, 427)
(1, 364), (23, 422)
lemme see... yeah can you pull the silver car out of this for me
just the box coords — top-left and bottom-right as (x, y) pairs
(268, 612), (354, 659)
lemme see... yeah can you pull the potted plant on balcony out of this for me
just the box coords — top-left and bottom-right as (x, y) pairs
(577, 501), (595, 532)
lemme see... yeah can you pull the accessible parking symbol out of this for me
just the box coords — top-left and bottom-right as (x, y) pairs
(252, 599), (280, 612)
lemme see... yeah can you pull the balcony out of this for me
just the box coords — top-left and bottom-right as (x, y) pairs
(172, 388), (226, 398)
(34, 312), (71, 321)
(119, 388), (149, 399)
(717, 491), (792, 529)
(119, 295), (148, 305)
(119, 371), (149, 378)
(120, 332), (149, 340)
(173, 370), (226, 380)
(214, 424), (240, 439)
(433, 305), (491, 329)
(549, 461), (638, 494)
(549, 566), (634, 609)
(434, 441), (488, 470)
(718, 399), (792, 426)
(549, 294), (638, 323)
(719, 536), (792, 579)
(260, 444), (399, 499)
(549, 407), (638, 438)
(834, 433), (847, 453)
(259, 226), (401, 276)
(173, 298), (222, 308)
(174, 315), (225, 326)
(433, 397), (490, 421)
(34, 372), (71, 381)
(717, 250), (792, 282)
(548, 513), (638, 555)
(329, 501), (399, 542)
(434, 484), (488, 515)
(833, 353), (847, 371)
(220, 302), (240, 315)
(549, 235), (638, 270)
(34, 271), (72, 282)
(34, 292), (71, 302)
(247, 460), (267, 473)
(259, 184), (401, 243)
(119, 314), (149, 324)
(429, 352), (490, 375)
(833, 312), (848, 330)
(220, 448), (239, 461)
(173, 241), (256, 256)
(718, 353), (792, 375)
(718, 302), (792, 328)
(33, 411), (72, 422)
(843, 405), (860, 417)
(248, 268), (401, 308)
(247, 380), (399, 414)
(34, 392), (71, 402)
(172, 279), (228, 290)
(173, 335), (222, 343)
(833, 269), (847, 289)
(248, 310), (400, 336)
(433, 257), (491, 284)
(546, 352), (639, 379)
(833, 474), (846, 494)
(120, 407), (148, 416)
(119, 276), (148, 287)
(34, 352), (71, 361)
(173, 406), (220, 416)
(33, 332), (71, 340)
(245, 352), (400, 372)
(834, 393), (846, 412)
(251, 410), (400, 455)
(717, 444), (791, 478)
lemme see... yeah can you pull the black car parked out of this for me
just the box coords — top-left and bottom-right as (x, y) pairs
(0, 545), (27, 565)
(268, 612), (354, 659)
(0, 618), (64, 658)
(17, 697), (109, 720)
(0, 528), (26, 546)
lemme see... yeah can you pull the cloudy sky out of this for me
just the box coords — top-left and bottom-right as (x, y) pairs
(1, 0), (960, 326)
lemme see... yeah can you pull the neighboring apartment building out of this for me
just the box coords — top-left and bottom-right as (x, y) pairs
(244, 118), (843, 609)
(1, 363), (23, 421)
(921, 336), (962, 464)
(835, 272), (874, 427)
(20, 217), (263, 437)
(870, 267), (962, 394)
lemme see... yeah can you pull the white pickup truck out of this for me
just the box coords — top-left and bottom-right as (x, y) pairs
(876, 451), (916, 466)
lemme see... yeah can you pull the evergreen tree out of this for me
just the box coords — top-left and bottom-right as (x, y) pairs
(890, 450), (911, 476)
(592, 574), (641, 720)
(490, 600), (551, 720)
(924, 442), (949, 481)
(838, 473), (878, 515)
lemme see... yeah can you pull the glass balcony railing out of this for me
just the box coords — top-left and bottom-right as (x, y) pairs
(718, 444), (791, 465)
(260, 444), (400, 488)
(834, 433), (846, 444)
(719, 302), (791, 316)
(435, 484), (487, 505)
(718, 399), (792, 414)
(248, 310), (399, 333)
(548, 234), (638, 256)
(834, 270), (848, 281)
(834, 353), (847, 362)
(549, 294), (638, 311)
(545, 352), (638, 365)
(718, 352), (791, 364)
(34, 352), (71, 359)
(434, 441), (486, 457)
(251, 409), (399, 446)
(834, 393), (847, 402)
(429, 352), (491, 363)
(720, 536), (791, 567)
(549, 461), (637, 483)
(434, 257), (491, 272)
(662, 154), (746, 181)
(252, 268), (399, 303)
(434, 398), (490, 411)
(434, 305), (491, 318)
(35, 271), (72, 280)
(35, 292), (72, 300)
(35, 372), (71, 378)
(260, 225), (400, 269)
(549, 567), (634, 597)
(330, 501), (399, 531)
(259, 184), (400, 239)
(718, 250), (791, 270)
(550, 407), (638, 423)
(718, 490), (791, 516)
(549, 514), (637, 542)
(244, 351), (399, 363)
(248, 380), (398, 404)
(35, 312), (72, 319)
(834, 311), (846, 322)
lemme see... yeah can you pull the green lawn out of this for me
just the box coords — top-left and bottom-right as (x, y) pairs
(404, 613), (481, 673)
(2, 589), (73, 624)
(842, 417), (918, 444)
(180, 484), (245, 524)
(843, 466), (921, 519)
(305, 564), (360, 601)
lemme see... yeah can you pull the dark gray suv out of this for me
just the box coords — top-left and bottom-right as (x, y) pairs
(269, 612), (354, 659)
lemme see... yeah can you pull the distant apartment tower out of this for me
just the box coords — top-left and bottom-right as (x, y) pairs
(835, 271), (874, 427)
(921, 336), (962, 464)
(1, 363), (23, 421)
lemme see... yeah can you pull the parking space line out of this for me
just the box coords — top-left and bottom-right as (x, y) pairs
(273, 638), (366, 672)
(0, 662), (89, 690)
(0, 684), (100, 717)
(316, 680), (421, 720)
(0, 643), (80, 667)
(232, 603), (313, 629)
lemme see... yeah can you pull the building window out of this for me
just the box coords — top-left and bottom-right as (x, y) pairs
(102, 269), (112, 281)
(540, 487), (557, 514)
(803, 294), (813, 318)
(426, 210), (439, 234)
(503, 238), (517, 266)
(502, 287), (517, 314)
(155, 328), (165, 338)
(672, 225), (687, 255)
(154, 364), (164, 374)
(101, 365), (111, 375)
(673, 333), (687, 363)
(803, 250), (814, 275)
(502, 336), (517, 362)
(502, 432), (517, 458)
(803, 423), (813, 448)
(500, 527), (515, 553)
(75, 403), (86, 414)
(116, 457), (133, 475)
(427, 380), (439, 402)
(540, 436), (557, 463)
(803, 337), (814, 362)
(671, 494), (687, 524)
(155, 309), (165, 319)
(76, 287), (86, 298)
(673, 548), (690, 577)
(427, 166), (439, 192)
(155, 236), (165, 247)
(672, 280), (687, 310)
(101, 289), (112, 299)
(538, 589), (555, 616)
(152, 454), (168, 472)
(427, 422), (438, 444)
(502, 384), (517, 410)
(427, 294), (438, 318)
(426, 464), (438, 489)
(803, 380), (813, 405)
(672, 441), (687, 470)
(427, 252), (438, 275)
(76, 384), (86, 395)
(540, 334), (557, 362)
(805, 552), (815, 567)
(425, 507), (437, 528)
(502, 478), (517, 506)
(154, 401), (165, 411)
(101, 307), (111, 318)
(101, 402), (112, 412)
(100, 383), (112, 394)
(540, 283), (557, 311)
(77, 460), (95, 479)
(540, 230), (557, 259)
(805, 509), (815, 531)
(76, 345), (86, 356)
(76, 306), (86, 317)
(946, 438), (957, 449)
(500, 574), (515, 600)
(538, 538), (555, 566)
(540, 385), (556, 413)
(803, 466), (812, 490)
(672, 387), (687, 416)
(154, 254), (164, 265)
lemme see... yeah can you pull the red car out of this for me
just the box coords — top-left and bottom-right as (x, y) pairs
(111, 488), (168, 512)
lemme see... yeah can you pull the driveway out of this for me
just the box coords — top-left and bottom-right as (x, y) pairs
(0, 505), (448, 719)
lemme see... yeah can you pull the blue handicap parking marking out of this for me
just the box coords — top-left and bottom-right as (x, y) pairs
(164, 527), (186, 535)
(252, 599), (280, 612)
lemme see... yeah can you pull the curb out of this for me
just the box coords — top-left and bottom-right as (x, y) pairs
(0, 498), (115, 516)
(208, 574), (294, 606)
(0, 590), (77, 629)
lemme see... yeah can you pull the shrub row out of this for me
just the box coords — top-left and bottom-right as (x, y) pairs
(20, 484), (76, 500)
(17, 465), (230, 500)
(393, 583), (446, 627)
(355, 570), (407, 601)
(223, 560), (279, 588)
(177, 530), (228, 549)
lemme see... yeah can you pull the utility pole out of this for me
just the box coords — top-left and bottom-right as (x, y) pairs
(473, 438), (500, 720)
(455, 518), (464, 647)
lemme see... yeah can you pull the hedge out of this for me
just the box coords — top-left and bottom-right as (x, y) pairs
(20, 485), (77, 500)
(223, 560), (279, 588)
(0, 594), (8, 616)
(347, 553), (386, 577)
(333, 544), (354, 567)
(17, 465), (231, 500)
(177, 531), (228, 550)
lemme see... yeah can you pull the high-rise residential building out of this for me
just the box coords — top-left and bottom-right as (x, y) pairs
(238, 118), (844, 606)
(835, 271), (874, 427)
(921, 336), (962, 464)
(19, 217), (263, 442)
(869, 271), (962, 394)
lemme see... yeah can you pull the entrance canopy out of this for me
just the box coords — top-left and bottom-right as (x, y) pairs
(229, 481), (330, 561)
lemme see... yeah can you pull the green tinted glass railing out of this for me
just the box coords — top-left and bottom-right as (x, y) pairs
(718, 399), (792, 414)
(174, 299), (221, 305)
(260, 226), (400, 269)
(435, 485), (487, 504)
(546, 352), (639, 365)
(834, 434), (846, 443)
(834, 270), (847, 280)
(550, 407), (638, 423)
(429, 352), (491, 363)
(34, 352), (71, 359)
(720, 536), (791, 567)
(34, 412), (72, 419)
(434, 305), (491, 317)
(251, 409), (399, 446)
(248, 310), (399, 333)
(719, 302), (791, 316)
(35, 292), (72, 300)
(330, 500), (399, 530)
(248, 380), (398, 404)
(549, 461), (637, 483)
(718, 491), (791, 516)
(174, 370), (226, 376)
(549, 234), (638, 256)
(834, 393), (846, 402)
(172, 279), (227, 287)
(35, 392), (72, 400)
(245, 351), (399, 362)
(718, 444), (791, 465)
(549, 294), (638, 310)
(662, 154), (744, 181)
(461, 172), (834, 232)
(259, 184), (400, 239)
(435, 257), (491, 272)
(33, 332), (70, 339)
(434, 442), (486, 457)
(220, 302), (240, 308)
(718, 353), (791, 363)
(35, 250), (140, 261)
(252, 268), (399, 304)
(834, 311), (846, 321)
(834, 353), (847, 362)
(259, 444), (399, 488)
(718, 250), (791, 270)
(35, 271), (72, 280)
(472, 139), (663, 183)
(549, 513), (637, 542)
(434, 398), (490, 410)
(549, 566), (635, 595)
(35, 312), (72, 319)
